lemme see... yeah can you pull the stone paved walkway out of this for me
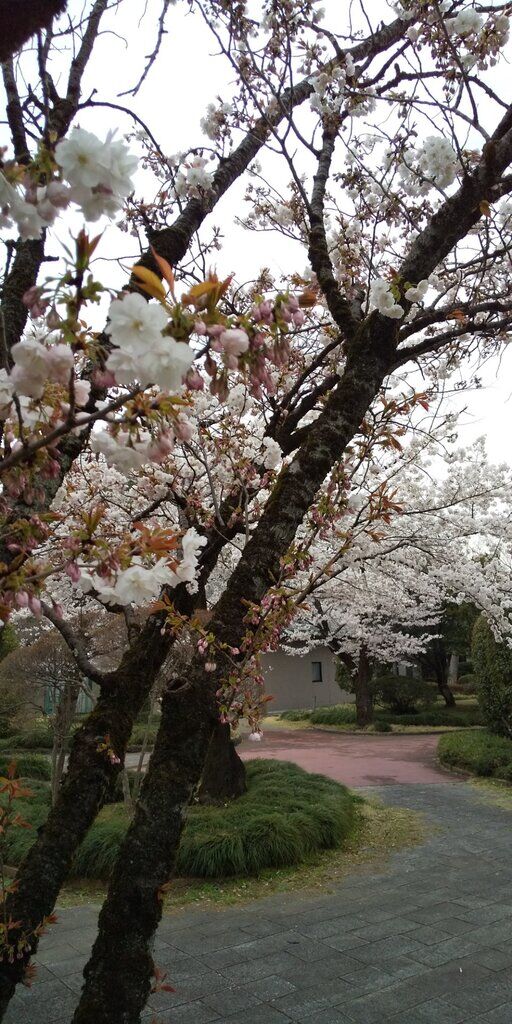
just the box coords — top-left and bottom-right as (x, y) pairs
(6, 756), (512, 1023)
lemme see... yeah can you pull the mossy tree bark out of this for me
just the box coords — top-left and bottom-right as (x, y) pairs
(0, 600), (192, 1015)
(197, 721), (247, 804)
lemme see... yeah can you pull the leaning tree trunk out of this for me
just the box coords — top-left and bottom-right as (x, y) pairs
(197, 721), (247, 804)
(71, 325), (397, 1024)
(0, 607), (184, 1015)
(354, 646), (373, 727)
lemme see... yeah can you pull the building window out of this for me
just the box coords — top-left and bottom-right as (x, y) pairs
(311, 661), (323, 682)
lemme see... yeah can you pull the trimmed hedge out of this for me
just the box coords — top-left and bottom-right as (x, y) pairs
(281, 703), (484, 729)
(0, 717), (160, 757)
(0, 727), (54, 751)
(438, 729), (512, 780)
(3, 760), (358, 879)
(0, 753), (51, 780)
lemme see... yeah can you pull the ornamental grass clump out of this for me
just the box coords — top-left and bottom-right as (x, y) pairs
(2, 761), (358, 880)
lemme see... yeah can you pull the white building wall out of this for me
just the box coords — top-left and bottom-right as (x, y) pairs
(261, 645), (354, 712)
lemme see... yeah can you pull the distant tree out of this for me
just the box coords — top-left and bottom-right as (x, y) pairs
(472, 615), (512, 738)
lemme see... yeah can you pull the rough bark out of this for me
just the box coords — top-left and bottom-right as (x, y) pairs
(0, 599), (191, 1015)
(354, 647), (373, 728)
(197, 721), (247, 804)
(71, 323), (398, 1024)
(0, 1), (67, 63)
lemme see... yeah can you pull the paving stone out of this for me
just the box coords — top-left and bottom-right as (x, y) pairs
(464, 947), (512, 972)
(281, 953), (363, 987)
(482, 1003), (512, 1023)
(387, 996), (466, 1023)
(406, 925), (456, 946)
(40, 952), (88, 978)
(454, 904), (512, 926)
(351, 916), (421, 942)
(344, 933), (423, 964)
(272, 979), (353, 1019)
(219, 951), (300, 984)
(238, 974), (296, 1000)
(408, 935), (484, 967)
(201, 985), (262, 1015)
(150, 1001), (221, 1023)
(443, 972), (512, 1015)
(223, 1006), (293, 1024)
(302, 1010), (353, 1024)
(409, 903), (466, 925)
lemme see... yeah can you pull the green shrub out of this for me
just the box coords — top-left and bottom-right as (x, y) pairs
(281, 702), (483, 730)
(374, 675), (437, 714)
(176, 760), (357, 878)
(1, 783), (52, 864)
(373, 721), (392, 733)
(0, 753), (51, 780)
(279, 709), (312, 722)
(379, 706), (483, 728)
(472, 616), (512, 737)
(310, 705), (357, 726)
(454, 673), (477, 694)
(438, 730), (512, 778)
(0, 727), (54, 751)
(127, 721), (159, 749)
(4, 761), (358, 879)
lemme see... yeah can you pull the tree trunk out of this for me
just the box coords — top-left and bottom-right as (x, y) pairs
(448, 653), (459, 686)
(0, 605), (187, 1014)
(435, 654), (456, 707)
(51, 679), (80, 805)
(437, 678), (456, 707)
(0, 2), (68, 64)
(197, 721), (247, 804)
(72, 333), (397, 1024)
(355, 646), (373, 727)
(71, 676), (218, 1024)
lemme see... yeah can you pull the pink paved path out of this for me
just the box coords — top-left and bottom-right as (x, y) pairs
(240, 728), (459, 786)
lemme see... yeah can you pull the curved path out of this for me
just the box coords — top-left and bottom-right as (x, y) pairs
(240, 727), (460, 786)
(12, 733), (512, 1024)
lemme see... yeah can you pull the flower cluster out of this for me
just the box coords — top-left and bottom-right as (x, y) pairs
(105, 291), (195, 390)
(369, 278), (404, 319)
(0, 128), (136, 240)
(200, 102), (232, 143)
(404, 279), (429, 303)
(7, 336), (90, 404)
(78, 527), (207, 606)
(447, 9), (483, 38)
(174, 157), (214, 199)
(55, 127), (137, 221)
(310, 59), (354, 116)
(399, 135), (458, 195)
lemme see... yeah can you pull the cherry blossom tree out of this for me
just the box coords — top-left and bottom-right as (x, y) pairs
(285, 437), (512, 724)
(1, 2), (512, 1021)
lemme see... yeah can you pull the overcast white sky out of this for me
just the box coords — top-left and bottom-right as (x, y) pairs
(4, 0), (512, 463)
